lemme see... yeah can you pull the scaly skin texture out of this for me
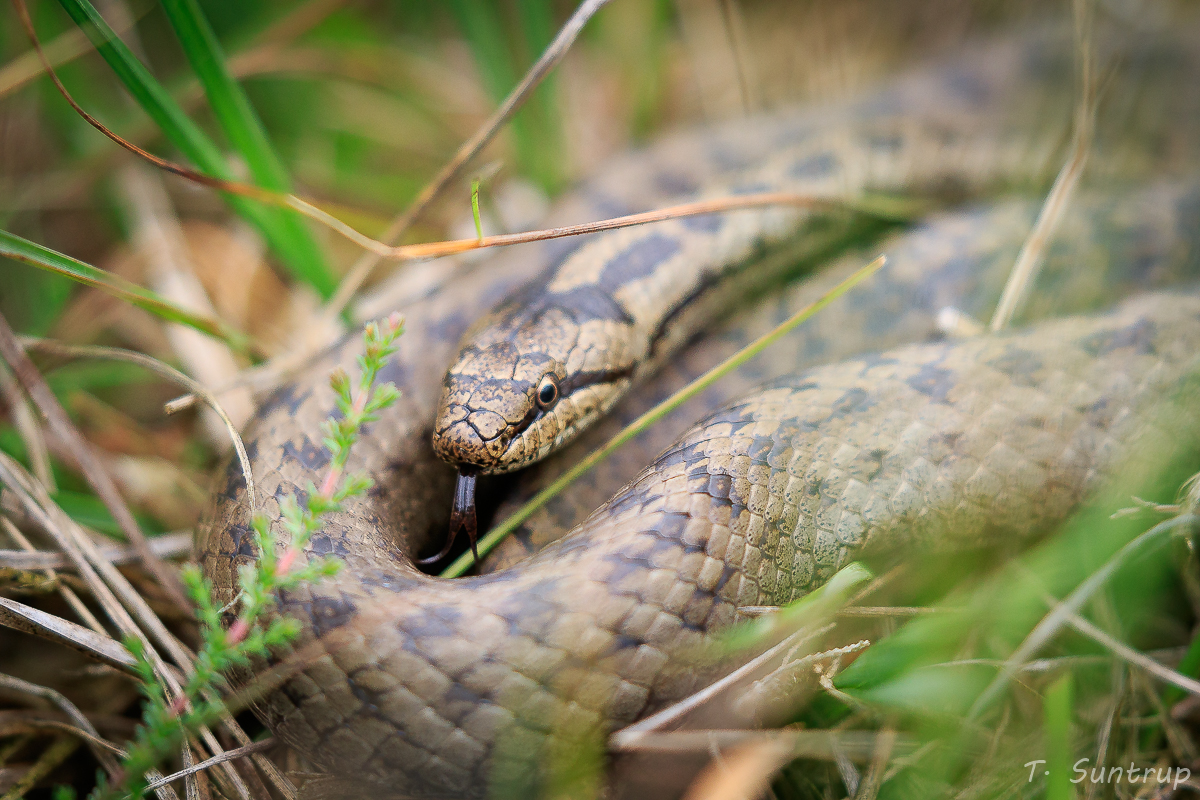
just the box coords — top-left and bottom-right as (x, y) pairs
(431, 34), (1073, 475)
(196, 28), (1200, 800)
(201, 293), (1200, 798)
(430, 26), (1200, 479)
(482, 183), (1200, 571)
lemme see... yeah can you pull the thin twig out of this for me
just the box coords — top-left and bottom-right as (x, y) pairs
(323, 0), (613, 317)
(716, 0), (759, 112)
(0, 715), (124, 756)
(620, 729), (911, 760)
(968, 514), (1198, 718)
(0, 530), (191, 570)
(143, 740), (276, 792)
(304, 190), (845, 263)
(1085, 664), (1124, 800)
(0, 672), (122, 778)
(0, 736), (78, 800)
(837, 606), (937, 618)
(611, 624), (835, 748)
(989, 0), (1094, 331)
(0, 1), (146, 99)
(0, 364), (53, 491)
(0, 596), (137, 673)
(855, 727), (897, 800)
(1060, 610), (1200, 696)
(118, 164), (256, 442)
(739, 640), (872, 723)
(0, 515), (105, 634)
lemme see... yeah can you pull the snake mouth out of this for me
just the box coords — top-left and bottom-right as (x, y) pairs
(431, 404), (517, 473)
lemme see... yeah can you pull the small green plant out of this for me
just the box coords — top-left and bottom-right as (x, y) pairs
(110, 313), (405, 800)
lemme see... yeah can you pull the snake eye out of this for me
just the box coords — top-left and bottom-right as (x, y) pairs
(535, 375), (559, 409)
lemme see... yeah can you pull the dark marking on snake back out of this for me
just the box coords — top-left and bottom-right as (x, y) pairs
(545, 286), (635, 325)
(598, 232), (682, 290)
(654, 171), (700, 197)
(258, 383), (311, 417)
(309, 595), (358, 637)
(218, 461), (246, 503)
(788, 152), (839, 179)
(1080, 318), (1158, 356)
(680, 213), (724, 233)
(228, 524), (256, 559)
(282, 437), (331, 472)
(309, 533), (351, 558)
(647, 271), (723, 352)
(987, 346), (1044, 386)
(906, 362), (957, 403)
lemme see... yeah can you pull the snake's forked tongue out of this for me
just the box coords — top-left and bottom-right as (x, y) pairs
(417, 470), (478, 567)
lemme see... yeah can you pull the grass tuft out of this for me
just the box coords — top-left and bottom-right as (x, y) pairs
(49, 0), (336, 295)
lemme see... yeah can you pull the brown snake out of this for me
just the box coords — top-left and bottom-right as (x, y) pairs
(197, 28), (1200, 799)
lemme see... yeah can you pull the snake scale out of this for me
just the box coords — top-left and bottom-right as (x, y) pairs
(197, 25), (1200, 799)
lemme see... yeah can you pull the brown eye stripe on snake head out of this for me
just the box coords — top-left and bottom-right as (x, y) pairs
(198, 29), (1200, 798)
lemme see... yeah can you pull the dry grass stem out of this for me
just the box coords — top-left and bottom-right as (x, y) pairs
(118, 165), (256, 441)
(143, 740), (277, 793)
(611, 624), (836, 749)
(0, 365), (53, 491)
(304, 191), (845, 264)
(836, 606), (936, 618)
(0, 672), (123, 778)
(0, 455), (269, 800)
(854, 727), (897, 800)
(1, 515), (105, 634)
(322, 0), (613, 316)
(0, 530), (191, 571)
(739, 640), (872, 723)
(0, 597), (138, 673)
(0, 313), (189, 608)
(1060, 610), (1200, 696)
(0, 736), (79, 800)
(0, 2), (144, 99)
(18, 337), (257, 516)
(626, 729), (911, 759)
(989, 0), (1094, 331)
(969, 513), (1198, 719)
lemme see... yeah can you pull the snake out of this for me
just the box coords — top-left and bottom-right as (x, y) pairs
(197, 26), (1200, 800)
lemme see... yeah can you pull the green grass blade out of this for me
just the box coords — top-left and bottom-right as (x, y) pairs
(52, 0), (335, 295)
(1043, 673), (1076, 800)
(514, 0), (564, 186)
(157, 0), (333, 295)
(0, 229), (253, 354)
(1163, 629), (1200, 705)
(446, 0), (559, 190)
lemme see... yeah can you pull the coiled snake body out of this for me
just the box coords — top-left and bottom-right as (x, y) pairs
(198, 28), (1200, 799)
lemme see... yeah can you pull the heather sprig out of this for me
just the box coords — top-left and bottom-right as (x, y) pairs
(111, 313), (404, 799)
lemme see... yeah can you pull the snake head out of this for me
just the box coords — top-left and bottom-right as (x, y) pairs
(433, 297), (637, 474)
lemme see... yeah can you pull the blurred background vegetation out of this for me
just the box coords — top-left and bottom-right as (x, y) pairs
(3, 1), (1200, 798)
(0, 0), (1043, 537)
